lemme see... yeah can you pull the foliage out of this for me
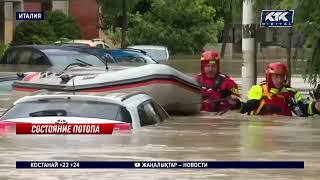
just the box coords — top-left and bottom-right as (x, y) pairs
(11, 10), (81, 46)
(98, 0), (141, 31)
(0, 43), (8, 60)
(46, 10), (82, 39)
(106, 28), (122, 45)
(11, 21), (56, 45)
(127, 0), (223, 54)
(280, 0), (320, 86)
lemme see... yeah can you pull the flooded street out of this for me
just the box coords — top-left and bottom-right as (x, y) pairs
(0, 60), (319, 179)
(1, 113), (320, 179)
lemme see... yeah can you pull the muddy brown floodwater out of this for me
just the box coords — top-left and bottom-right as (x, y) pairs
(1, 112), (320, 180)
(0, 60), (319, 179)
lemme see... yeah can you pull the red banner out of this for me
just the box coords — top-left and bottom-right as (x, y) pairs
(16, 123), (115, 134)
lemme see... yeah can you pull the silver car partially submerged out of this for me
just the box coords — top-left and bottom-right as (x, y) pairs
(0, 92), (170, 132)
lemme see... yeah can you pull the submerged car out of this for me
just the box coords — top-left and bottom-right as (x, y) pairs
(55, 39), (110, 49)
(0, 91), (170, 133)
(63, 47), (117, 64)
(0, 45), (108, 73)
(109, 49), (158, 64)
(127, 45), (170, 61)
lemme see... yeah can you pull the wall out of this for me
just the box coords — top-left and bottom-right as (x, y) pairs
(0, 2), (4, 43)
(69, 0), (99, 39)
(23, 1), (41, 12)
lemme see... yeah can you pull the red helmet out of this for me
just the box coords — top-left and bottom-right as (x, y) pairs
(200, 51), (220, 70)
(265, 62), (287, 87)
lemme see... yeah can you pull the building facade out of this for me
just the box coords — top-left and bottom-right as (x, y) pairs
(0, 0), (23, 44)
(1, 0), (102, 44)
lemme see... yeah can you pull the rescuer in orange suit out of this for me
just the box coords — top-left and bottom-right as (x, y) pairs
(194, 50), (241, 112)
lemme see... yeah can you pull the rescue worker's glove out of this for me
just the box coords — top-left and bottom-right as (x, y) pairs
(221, 90), (232, 97)
(289, 98), (309, 117)
(225, 96), (241, 110)
(240, 99), (259, 114)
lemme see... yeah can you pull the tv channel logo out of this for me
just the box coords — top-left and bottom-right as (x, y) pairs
(260, 10), (294, 27)
(16, 12), (44, 20)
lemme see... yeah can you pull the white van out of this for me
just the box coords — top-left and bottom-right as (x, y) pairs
(55, 39), (110, 49)
(127, 45), (169, 61)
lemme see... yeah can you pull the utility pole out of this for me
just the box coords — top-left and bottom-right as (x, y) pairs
(241, 0), (257, 100)
(121, 0), (127, 48)
(286, 28), (293, 86)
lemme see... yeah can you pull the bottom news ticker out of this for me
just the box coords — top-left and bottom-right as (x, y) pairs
(16, 161), (304, 169)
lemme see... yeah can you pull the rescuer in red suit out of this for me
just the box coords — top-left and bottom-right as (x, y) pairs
(240, 62), (320, 116)
(194, 50), (241, 112)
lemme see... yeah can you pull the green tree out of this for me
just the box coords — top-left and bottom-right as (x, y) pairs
(207, 0), (242, 58)
(127, 0), (223, 54)
(46, 10), (82, 39)
(11, 20), (56, 45)
(98, 0), (141, 47)
(281, 0), (320, 86)
(11, 10), (82, 46)
(0, 43), (8, 60)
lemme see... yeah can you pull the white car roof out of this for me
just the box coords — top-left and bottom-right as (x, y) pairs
(55, 39), (106, 46)
(128, 45), (167, 50)
(103, 92), (152, 104)
(13, 94), (125, 106)
(13, 92), (153, 107)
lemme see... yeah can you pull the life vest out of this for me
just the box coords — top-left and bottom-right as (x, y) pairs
(248, 83), (302, 116)
(196, 73), (225, 90)
(195, 73), (239, 112)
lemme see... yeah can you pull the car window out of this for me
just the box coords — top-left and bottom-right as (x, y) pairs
(142, 55), (157, 63)
(96, 44), (104, 48)
(6, 49), (32, 64)
(103, 54), (117, 64)
(47, 53), (106, 71)
(0, 100), (132, 123)
(29, 51), (50, 65)
(150, 101), (169, 121)
(143, 49), (168, 61)
(138, 101), (162, 126)
(116, 56), (146, 63)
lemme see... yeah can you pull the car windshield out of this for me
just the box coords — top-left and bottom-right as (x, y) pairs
(47, 53), (106, 71)
(141, 55), (157, 63)
(141, 49), (167, 61)
(111, 50), (157, 64)
(86, 49), (117, 63)
(0, 100), (131, 123)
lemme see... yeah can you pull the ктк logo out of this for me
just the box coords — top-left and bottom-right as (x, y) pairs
(260, 10), (294, 27)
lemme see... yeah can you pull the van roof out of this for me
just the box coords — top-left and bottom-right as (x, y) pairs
(127, 45), (167, 50)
